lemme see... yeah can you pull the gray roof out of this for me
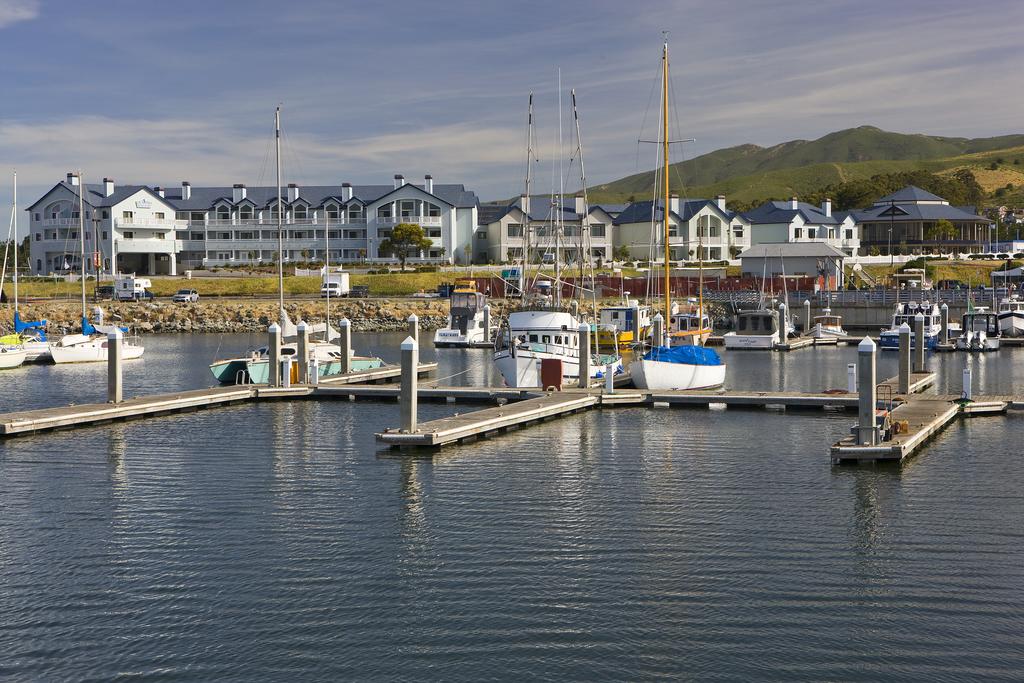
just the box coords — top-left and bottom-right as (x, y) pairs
(852, 203), (990, 223)
(162, 182), (479, 210)
(742, 200), (839, 225)
(875, 185), (946, 204)
(612, 198), (734, 226)
(477, 203), (515, 224)
(739, 242), (847, 259)
(25, 181), (166, 211)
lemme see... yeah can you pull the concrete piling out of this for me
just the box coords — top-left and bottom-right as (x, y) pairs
(297, 321), (309, 384)
(483, 305), (491, 342)
(605, 363), (615, 393)
(651, 313), (664, 348)
(578, 323), (591, 389)
(940, 303), (949, 345)
(898, 322), (911, 394)
(857, 337), (877, 446)
(107, 329), (122, 404)
(408, 314), (419, 346)
(778, 303), (788, 346)
(963, 366), (973, 401)
(913, 312), (926, 373)
(268, 323), (281, 387)
(281, 358), (291, 388)
(804, 299), (811, 334)
(847, 363), (857, 394)
(400, 335), (418, 432)
(338, 318), (352, 375)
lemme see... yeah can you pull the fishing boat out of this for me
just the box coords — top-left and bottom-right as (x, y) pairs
(810, 307), (847, 339)
(208, 108), (382, 384)
(493, 89), (623, 387)
(433, 280), (491, 347)
(956, 309), (1000, 351)
(878, 301), (941, 350)
(629, 40), (725, 390)
(596, 298), (651, 346)
(722, 305), (790, 350)
(997, 296), (1024, 337)
(49, 171), (144, 364)
(669, 299), (712, 347)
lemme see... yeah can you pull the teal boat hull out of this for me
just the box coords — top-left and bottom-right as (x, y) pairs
(210, 357), (385, 385)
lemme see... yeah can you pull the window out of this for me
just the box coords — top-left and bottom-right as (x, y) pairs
(72, 211), (79, 219)
(542, 335), (551, 344)
(529, 334), (538, 343)
(34, 213), (40, 221)
(426, 203), (441, 217)
(476, 231), (487, 240)
(807, 228), (816, 239)
(845, 229), (854, 240)
(240, 206), (253, 220)
(35, 233), (40, 241)
(102, 231), (107, 239)
(190, 232), (204, 240)
(507, 223), (524, 237)
(555, 335), (562, 344)
(348, 205), (363, 219)
(217, 206), (230, 220)
(590, 223), (606, 237)
(427, 228), (441, 238)
(400, 200), (415, 218)
(155, 212), (165, 220)
(794, 228), (802, 239)
(294, 205), (307, 219)
(377, 205), (392, 218)
(122, 211), (133, 220)
(326, 204), (340, 220)
(123, 231), (133, 238)
(190, 211), (204, 222)
(733, 225), (744, 238)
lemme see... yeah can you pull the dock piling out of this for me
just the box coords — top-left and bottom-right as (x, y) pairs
(310, 358), (319, 386)
(400, 335), (418, 432)
(107, 329), (122, 404)
(857, 337), (877, 446)
(297, 321), (309, 384)
(652, 313), (664, 348)
(339, 318), (352, 374)
(898, 322), (911, 394)
(963, 366), (973, 400)
(281, 358), (291, 388)
(913, 312), (926, 373)
(847, 363), (856, 394)
(483, 305), (491, 341)
(804, 299), (811, 333)
(408, 314), (419, 346)
(940, 303), (949, 345)
(605, 363), (615, 393)
(778, 303), (788, 346)
(578, 323), (591, 388)
(268, 323), (281, 387)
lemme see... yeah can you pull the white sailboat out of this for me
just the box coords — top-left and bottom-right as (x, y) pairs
(629, 39), (726, 391)
(493, 89), (622, 387)
(0, 171), (27, 368)
(49, 171), (145, 364)
(1, 171), (50, 362)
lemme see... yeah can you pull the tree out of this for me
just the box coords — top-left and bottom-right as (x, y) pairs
(613, 244), (630, 262)
(463, 243), (472, 264)
(377, 222), (432, 270)
(926, 219), (958, 241)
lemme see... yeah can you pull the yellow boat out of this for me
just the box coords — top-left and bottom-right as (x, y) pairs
(597, 303), (652, 345)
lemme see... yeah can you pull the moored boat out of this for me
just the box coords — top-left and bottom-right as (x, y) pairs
(810, 307), (847, 339)
(433, 281), (491, 347)
(997, 296), (1024, 337)
(878, 301), (941, 350)
(955, 310), (1000, 352)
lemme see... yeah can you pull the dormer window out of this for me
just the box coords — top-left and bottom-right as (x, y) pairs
(326, 203), (340, 220)
(294, 205), (307, 219)
(348, 204), (363, 219)
(217, 205), (230, 221)
(240, 205), (253, 220)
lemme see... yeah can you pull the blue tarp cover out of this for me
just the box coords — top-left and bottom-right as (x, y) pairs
(643, 345), (722, 366)
(14, 312), (47, 340)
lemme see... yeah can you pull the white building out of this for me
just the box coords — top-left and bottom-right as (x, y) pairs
(742, 197), (859, 256)
(27, 172), (480, 275)
(613, 195), (751, 262)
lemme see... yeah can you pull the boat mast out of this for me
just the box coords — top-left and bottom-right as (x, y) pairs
(555, 68), (564, 308)
(523, 92), (534, 297)
(78, 169), (86, 320)
(661, 41), (671, 346)
(324, 212), (330, 333)
(12, 170), (17, 313)
(275, 106), (285, 327)
(571, 88), (597, 357)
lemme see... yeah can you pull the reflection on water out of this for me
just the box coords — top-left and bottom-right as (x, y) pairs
(0, 335), (1023, 680)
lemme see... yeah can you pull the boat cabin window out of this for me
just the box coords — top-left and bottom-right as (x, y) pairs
(282, 348), (296, 356)
(542, 335), (551, 344)
(529, 334), (538, 343)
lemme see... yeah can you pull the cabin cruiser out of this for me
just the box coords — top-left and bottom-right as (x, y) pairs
(956, 310), (1000, 351)
(722, 306), (794, 350)
(879, 301), (941, 350)
(596, 300), (651, 346)
(997, 296), (1024, 337)
(810, 307), (847, 339)
(434, 281), (491, 348)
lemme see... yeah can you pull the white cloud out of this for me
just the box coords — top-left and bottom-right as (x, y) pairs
(0, 0), (38, 29)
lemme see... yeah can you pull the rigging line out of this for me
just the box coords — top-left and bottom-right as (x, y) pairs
(635, 53), (665, 173)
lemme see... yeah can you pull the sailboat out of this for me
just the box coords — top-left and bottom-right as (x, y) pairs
(209, 107), (383, 384)
(47, 172), (144, 364)
(493, 88), (623, 388)
(629, 39), (726, 391)
(0, 171), (49, 362)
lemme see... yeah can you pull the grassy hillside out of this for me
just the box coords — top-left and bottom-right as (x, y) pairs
(590, 126), (1024, 207)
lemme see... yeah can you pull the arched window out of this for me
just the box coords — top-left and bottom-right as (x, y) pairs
(294, 204), (307, 219)
(240, 205), (253, 221)
(326, 203), (340, 220)
(348, 204), (363, 219)
(217, 205), (230, 221)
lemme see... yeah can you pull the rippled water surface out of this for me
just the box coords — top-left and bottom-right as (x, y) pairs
(1, 334), (1022, 680)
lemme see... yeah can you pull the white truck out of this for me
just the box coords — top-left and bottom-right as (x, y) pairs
(115, 275), (153, 301)
(321, 272), (350, 298)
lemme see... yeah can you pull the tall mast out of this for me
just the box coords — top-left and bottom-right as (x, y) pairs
(662, 41), (671, 344)
(78, 170), (86, 319)
(12, 169), (18, 312)
(555, 68), (564, 308)
(523, 92), (534, 296)
(275, 106), (284, 326)
(571, 88), (597, 356)
(324, 212), (330, 332)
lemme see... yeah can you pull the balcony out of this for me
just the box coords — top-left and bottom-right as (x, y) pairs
(42, 218), (78, 227)
(377, 215), (442, 226)
(115, 218), (189, 229)
(195, 217), (368, 228)
(117, 238), (181, 253)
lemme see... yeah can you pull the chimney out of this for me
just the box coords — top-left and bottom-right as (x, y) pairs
(287, 183), (299, 202)
(575, 192), (586, 217)
(424, 174), (433, 194)
(341, 182), (353, 202)
(821, 197), (832, 217)
(394, 174), (405, 189)
(233, 183), (246, 203)
(155, 186), (165, 198)
(790, 196), (799, 210)
(519, 193), (530, 216)
(669, 193), (680, 216)
(103, 178), (114, 197)
(66, 172), (80, 187)
(716, 194), (726, 211)
(181, 181), (191, 200)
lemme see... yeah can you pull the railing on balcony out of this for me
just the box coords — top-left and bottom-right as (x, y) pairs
(117, 238), (182, 253)
(115, 218), (189, 229)
(42, 218), (78, 227)
(195, 217), (368, 228)
(377, 215), (442, 226)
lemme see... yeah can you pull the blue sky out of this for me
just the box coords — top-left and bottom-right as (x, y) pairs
(2, 0), (1022, 229)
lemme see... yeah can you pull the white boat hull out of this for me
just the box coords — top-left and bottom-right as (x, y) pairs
(22, 340), (52, 362)
(0, 347), (27, 369)
(722, 332), (777, 349)
(50, 336), (145, 364)
(811, 324), (847, 339)
(629, 358), (726, 390)
(955, 335), (1000, 352)
(997, 311), (1024, 337)
(493, 350), (622, 388)
(433, 326), (489, 347)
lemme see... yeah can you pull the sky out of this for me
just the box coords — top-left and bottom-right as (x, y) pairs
(1, 0), (1022, 233)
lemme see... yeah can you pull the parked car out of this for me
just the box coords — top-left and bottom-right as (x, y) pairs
(94, 285), (115, 300)
(349, 285), (370, 298)
(172, 289), (200, 303)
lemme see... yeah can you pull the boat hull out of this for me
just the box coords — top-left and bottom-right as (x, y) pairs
(433, 327), (489, 347)
(955, 336), (1000, 352)
(722, 332), (777, 350)
(879, 332), (938, 350)
(811, 324), (848, 339)
(997, 311), (1024, 337)
(23, 340), (52, 363)
(49, 337), (145, 364)
(629, 358), (726, 390)
(493, 350), (623, 388)
(211, 356), (385, 384)
(0, 347), (27, 369)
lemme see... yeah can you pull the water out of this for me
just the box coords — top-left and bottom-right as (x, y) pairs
(1, 335), (1023, 680)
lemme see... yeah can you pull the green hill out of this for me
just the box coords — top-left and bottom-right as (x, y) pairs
(590, 126), (1024, 207)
